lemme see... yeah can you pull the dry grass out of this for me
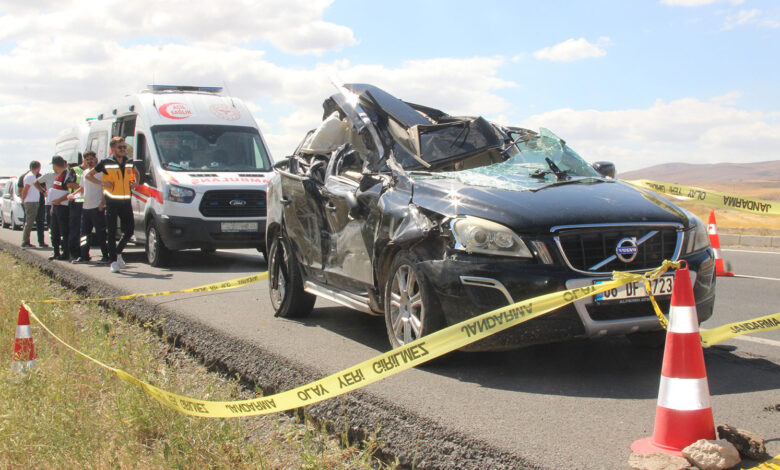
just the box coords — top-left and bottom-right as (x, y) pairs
(0, 250), (393, 469)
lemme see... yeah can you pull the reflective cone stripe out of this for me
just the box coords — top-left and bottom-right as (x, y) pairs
(11, 303), (35, 372)
(707, 211), (733, 277)
(631, 261), (715, 456)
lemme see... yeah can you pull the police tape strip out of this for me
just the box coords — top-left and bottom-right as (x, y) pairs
(747, 455), (780, 470)
(23, 262), (679, 418)
(700, 312), (780, 348)
(25, 272), (268, 304)
(626, 179), (779, 216)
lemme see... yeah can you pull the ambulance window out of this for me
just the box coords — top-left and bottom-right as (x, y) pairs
(88, 132), (108, 160)
(135, 133), (156, 187)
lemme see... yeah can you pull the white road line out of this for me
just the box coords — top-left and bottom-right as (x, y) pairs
(722, 248), (780, 255)
(733, 274), (780, 282)
(733, 335), (780, 348)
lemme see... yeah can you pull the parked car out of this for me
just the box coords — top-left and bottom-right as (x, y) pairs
(266, 84), (716, 351)
(1, 177), (25, 230)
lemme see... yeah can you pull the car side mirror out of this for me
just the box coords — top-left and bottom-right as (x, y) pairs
(592, 161), (616, 179)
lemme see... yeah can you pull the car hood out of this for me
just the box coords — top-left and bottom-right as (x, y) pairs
(410, 178), (691, 233)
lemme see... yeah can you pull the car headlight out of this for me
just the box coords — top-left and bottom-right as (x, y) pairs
(450, 216), (532, 258)
(683, 215), (710, 254)
(167, 185), (195, 203)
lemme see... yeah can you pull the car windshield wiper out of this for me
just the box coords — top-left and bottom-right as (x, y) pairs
(530, 176), (607, 192)
(545, 157), (569, 181)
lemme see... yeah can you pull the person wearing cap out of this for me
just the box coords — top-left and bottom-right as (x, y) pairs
(86, 136), (138, 273)
(20, 160), (47, 248)
(48, 156), (71, 260)
(72, 150), (108, 264)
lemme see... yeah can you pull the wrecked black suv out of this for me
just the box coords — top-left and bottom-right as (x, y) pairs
(266, 84), (716, 350)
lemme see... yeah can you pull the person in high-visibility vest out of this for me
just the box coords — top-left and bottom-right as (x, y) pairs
(85, 136), (139, 273)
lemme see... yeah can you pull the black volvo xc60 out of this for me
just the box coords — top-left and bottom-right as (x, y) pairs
(266, 84), (716, 351)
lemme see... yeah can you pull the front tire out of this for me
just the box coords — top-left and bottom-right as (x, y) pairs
(146, 222), (172, 267)
(268, 232), (315, 318)
(383, 252), (442, 349)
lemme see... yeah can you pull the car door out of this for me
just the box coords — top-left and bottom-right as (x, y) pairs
(321, 146), (374, 289)
(278, 169), (327, 279)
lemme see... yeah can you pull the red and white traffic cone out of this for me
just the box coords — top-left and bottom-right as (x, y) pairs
(11, 303), (35, 373)
(708, 211), (734, 277)
(631, 261), (715, 456)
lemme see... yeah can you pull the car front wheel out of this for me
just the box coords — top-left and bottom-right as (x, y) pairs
(383, 252), (442, 349)
(146, 222), (171, 267)
(268, 231), (315, 318)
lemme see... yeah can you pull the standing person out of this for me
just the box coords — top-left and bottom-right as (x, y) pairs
(20, 161), (46, 248)
(65, 158), (87, 259)
(34, 167), (56, 232)
(86, 137), (138, 273)
(72, 151), (108, 264)
(48, 156), (71, 260)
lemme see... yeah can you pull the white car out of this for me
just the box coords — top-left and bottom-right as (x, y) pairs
(1, 177), (25, 230)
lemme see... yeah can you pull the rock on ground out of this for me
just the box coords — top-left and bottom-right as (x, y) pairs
(717, 424), (770, 461)
(628, 452), (691, 470)
(682, 439), (741, 470)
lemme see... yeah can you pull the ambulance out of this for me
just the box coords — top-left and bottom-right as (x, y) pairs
(84, 85), (274, 266)
(54, 123), (90, 165)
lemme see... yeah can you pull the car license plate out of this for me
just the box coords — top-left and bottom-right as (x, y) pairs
(220, 222), (257, 233)
(594, 275), (674, 302)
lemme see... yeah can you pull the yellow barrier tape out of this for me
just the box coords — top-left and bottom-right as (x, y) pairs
(23, 262), (677, 418)
(700, 312), (780, 348)
(25, 272), (267, 304)
(747, 455), (780, 470)
(626, 179), (780, 216)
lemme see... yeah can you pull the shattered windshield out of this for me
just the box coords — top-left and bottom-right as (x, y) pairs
(410, 128), (601, 191)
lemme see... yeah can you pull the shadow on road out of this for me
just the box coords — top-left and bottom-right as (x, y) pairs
(301, 305), (780, 400)
(119, 248), (266, 274)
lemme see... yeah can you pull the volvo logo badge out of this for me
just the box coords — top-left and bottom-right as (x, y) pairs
(229, 199), (247, 206)
(615, 237), (639, 263)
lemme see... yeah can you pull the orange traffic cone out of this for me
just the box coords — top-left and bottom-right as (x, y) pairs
(631, 261), (715, 456)
(11, 303), (35, 373)
(708, 211), (734, 277)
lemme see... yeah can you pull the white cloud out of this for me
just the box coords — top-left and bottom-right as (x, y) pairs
(520, 96), (780, 172)
(533, 37), (609, 63)
(0, 26), (515, 173)
(660, 0), (744, 6)
(0, 0), (356, 55)
(723, 9), (780, 30)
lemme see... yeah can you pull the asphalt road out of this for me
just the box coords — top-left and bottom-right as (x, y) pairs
(2, 227), (778, 469)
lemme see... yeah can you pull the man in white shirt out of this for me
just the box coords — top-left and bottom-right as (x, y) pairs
(72, 151), (108, 263)
(20, 161), (45, 247)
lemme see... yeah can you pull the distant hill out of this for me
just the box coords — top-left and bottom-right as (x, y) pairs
(619, 160), (780, 183)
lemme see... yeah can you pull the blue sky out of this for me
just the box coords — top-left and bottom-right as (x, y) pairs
(0, 0), (778, 175)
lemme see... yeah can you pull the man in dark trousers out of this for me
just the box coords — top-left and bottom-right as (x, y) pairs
(86, 137), (138, 273)
(72, 150), (108, 264)
(64, 156), (88, 260)
(48, 156), (70, 260)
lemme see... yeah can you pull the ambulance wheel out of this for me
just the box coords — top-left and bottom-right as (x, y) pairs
(627, 330), (667, 349)
(268, 232), (314, 318)
(146, 222), (171, 267)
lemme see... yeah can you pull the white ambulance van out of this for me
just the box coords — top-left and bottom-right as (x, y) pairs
(84, 85), (274, 266)
(55, 124), (90, 165)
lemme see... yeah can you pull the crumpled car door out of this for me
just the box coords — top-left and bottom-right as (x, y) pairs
(278, 170), (326, 272)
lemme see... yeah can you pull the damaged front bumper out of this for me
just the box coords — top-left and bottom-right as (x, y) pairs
(416, 248), (716, 351)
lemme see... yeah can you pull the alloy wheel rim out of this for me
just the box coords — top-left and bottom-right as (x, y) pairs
(148, 228), (158, 262)
(389, 265), (424, 345)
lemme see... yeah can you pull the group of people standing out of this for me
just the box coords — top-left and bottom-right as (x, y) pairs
(19, 136), (138, 273)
